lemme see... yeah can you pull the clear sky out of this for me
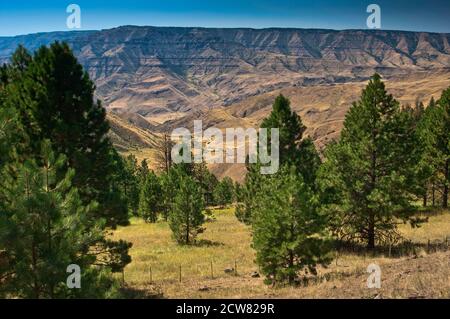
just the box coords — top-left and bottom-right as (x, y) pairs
(0, 0), (449, 36)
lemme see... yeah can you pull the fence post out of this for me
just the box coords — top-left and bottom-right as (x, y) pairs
(179, 265), (182, 283)
(388, 241), (392, 258)
(235, 260), (237, 276)
(427, 239), (430, 254)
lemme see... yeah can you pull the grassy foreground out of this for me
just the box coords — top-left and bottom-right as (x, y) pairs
(112, 208), (450, 299)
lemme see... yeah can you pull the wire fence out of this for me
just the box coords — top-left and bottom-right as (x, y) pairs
(120, 236), (450, 286)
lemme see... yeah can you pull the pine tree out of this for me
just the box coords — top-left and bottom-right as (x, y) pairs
(416, 94), (450, 208)
(430, 88), (450, 208)
(0, 103), (21, 167)
(159, 166), (185, 221)
(233, 181), (241, 203)
(159, 172), (174, 222)
(191, 162), (218, 206)
(137, 159), (150, 185)
(159, 162), (217, 221)
(252, 166), (331, 285)
(138, 171), (161, 223)
(260, 94), (321, 188)
(0, 44), (132, 297)
(169, 174), (205, 245)
(213, 177), (234, 207)
(237, 94), (321, 224)
(122, 154), (140, 216)
(318, 74), (425, 249)
(0, 56), (29, 167)
(0, 141), (125, 298)
(416, 98), (439, 207)
(235, 162), (262, 224)
(2, 43), (128, 227)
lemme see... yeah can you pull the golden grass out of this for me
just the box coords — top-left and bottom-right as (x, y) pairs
(399, 210), (450, 244)
(112, 207), (258, 297)
(113, 208), (450, 299)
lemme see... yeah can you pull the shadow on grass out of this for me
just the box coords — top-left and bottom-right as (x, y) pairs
(415, 206), (449, 216)
(119, 284), (164, 299)
(334, 239), (449, 259)
(194, 239), (225, 247)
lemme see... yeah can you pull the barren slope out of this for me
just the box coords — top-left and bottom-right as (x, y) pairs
(2, 26), (449, 180)
(1, 26), (450, 120)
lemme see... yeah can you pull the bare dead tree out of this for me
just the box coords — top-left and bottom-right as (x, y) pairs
(155, 132), (174, 174)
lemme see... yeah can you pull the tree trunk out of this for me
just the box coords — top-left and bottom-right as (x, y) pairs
(185, 222), (190, 245)
(423, 193), (427, 207)
(432, 182), (436, 206)
(368, 146), (377, 250)
(185, 206), (190, 245)
(32, 240), (40, 299)
(288, 250), (295, 284)
(368, 213), (375, 250)
(368, 224), (375, 250)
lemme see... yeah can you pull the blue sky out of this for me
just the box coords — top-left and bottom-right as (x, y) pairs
(1, 0), (449, 36)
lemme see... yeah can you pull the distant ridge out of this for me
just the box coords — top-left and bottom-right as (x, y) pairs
(1, 25), (449, 181)
(1, 25), (449, 117)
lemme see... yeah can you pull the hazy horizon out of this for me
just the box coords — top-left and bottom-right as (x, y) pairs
(2, 23), (450, 39)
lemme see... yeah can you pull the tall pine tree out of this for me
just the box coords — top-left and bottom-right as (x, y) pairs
(122, 154), (140, 216)
(260, 94), (321, 187)
(0, 44), (132, 298)
(213, 177), (234, 207)
(434, 88), (450, 208)
(138, 171), (161, 223)
(416, 97), (439, 207)
(2, 43), (128, 227)
(318, 74), (424, 249)
(169, 174), (205, 245)
(252, 166), (331, 285)
(236, 94), (321, 224)
(0, 141), (124, 298)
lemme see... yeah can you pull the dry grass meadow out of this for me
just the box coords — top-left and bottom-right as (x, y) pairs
(112, 208), (450, 299)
